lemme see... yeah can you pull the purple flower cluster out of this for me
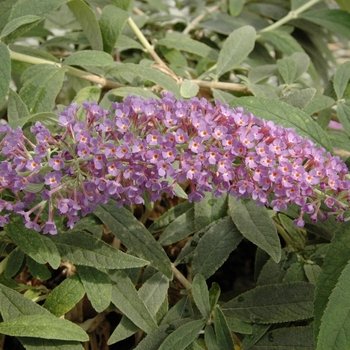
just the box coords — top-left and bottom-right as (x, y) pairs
(0, 92), (349, 233)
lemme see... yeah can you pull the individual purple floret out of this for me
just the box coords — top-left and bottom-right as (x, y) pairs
(0, 92), (350, 233)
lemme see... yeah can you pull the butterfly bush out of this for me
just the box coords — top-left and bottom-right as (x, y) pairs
(0, 92), (349, 234)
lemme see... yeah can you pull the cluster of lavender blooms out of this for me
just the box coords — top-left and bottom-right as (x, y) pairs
(0, 92), (349, 234)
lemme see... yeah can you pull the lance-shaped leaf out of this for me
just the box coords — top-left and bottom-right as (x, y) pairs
(109, 270), (158, 334)
(0, 15), (41, 39)
(0, 314), (88, 342)
(99, 5), (129, 54)
(216, 25), (256, 77)
(50, 230), (148, 269)
(317, 258), (350, 350)
(19, 64), (65, 114)
(314, 222), (350, 343)
(5, 218), (60, 266)
(44, 275), (85, 317)
(192, 217), (243, 279)
(229, 96), (333, 152)
(333, 61), (350, 100)
(67, 0), (103, 51)
(108, 272), (169, 344)
(251, 326), (314, 349)
(214, 306), (234, 350)
(222, 282), (314, 323)
(62, 50), (113, 67)
(94, 203), (172, 278)
(76, 265), (112, 313)
(192, 274), (211, 319)
(7, 89), (30, 124)
(158, 319), (206, 350)
(0, 42), (10, 101)
(228, 197), (281, 263)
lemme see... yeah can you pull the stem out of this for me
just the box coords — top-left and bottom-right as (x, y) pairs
(171, 264), (192, 290)
(275, 221), (298, 249)
(190, 79), (249, 93)
(9, 50), (123, 89)
(183, 4), (220, 35)
(127, 17), (166, 68)
(259, 0), (322, 33)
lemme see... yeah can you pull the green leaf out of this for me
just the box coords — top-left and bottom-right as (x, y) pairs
(51, 230), (148, 269)
(5, 218), (57, 265)
(192, 274), (211, 319)
(0, 15), (41, 39)
(161, 296), (193, 324)
(26, 255), (51, 280)
(337, 101), (350, 136)
(8, 111), (58, 129)
(241, 324), (271, 349)
(133, 318), (195, 350)
(314, 222), (350, 343)
(44, 275), (85, 317)
(248, 64), (277, 84)
(194, 192), (228, 231)
(229, 0), (244, 17)
(76, 265), (112, 313)
(18, 338), (84, 350)
(19, 64), (64, 114)
(7, 88), (29, 123)
(204, 325), (218, 350)
(222, 282), (314, 324)
(99, 5), (128, 54)
(209, 283), (221, 310)
(0, 42), (11, 101)
(300, 9), (350, 40)
(303, 94), (334, 115)
(158, 319), (206, 350)
(0, 314), (88, 342)
(228, 197), (281, 263)
(94, 203), (172, 278)
(304, 264), (321, 285)
(4, 248), (25, 278)
(109, 270), (158, 334)
(229, 96), (333, 152)
(277, 57), (297, 85)
(291, 52), (311, 80)
(108, 63), (181, 98)
(317, 258), (350, 350)
(336, 0), (350, 12)
(180, 80), (199, 98)
(260, 31), (305, 56)
(334, 61), (350, 100)
(216, 25), (256, 77)
(158, 207), (195, 246)
(62, 50), (113, 67)
(156, 32), (218, 61)
(280, 88), (316, 110)
(251, 326), (314, 349)
(192, 217), (243, 279)
(149, 202), (194, 234)
(67, 0), (103, 51)
(226, 317), (252, 334)
(214, 306), (234, 350)
(109, 272), (169, 344)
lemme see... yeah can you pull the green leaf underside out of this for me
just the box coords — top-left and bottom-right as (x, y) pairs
(7, 88), (30, 123)
(156, 32), (218, 61)
(50, 230), (148, 269)
(76, 265), (112, 313)
(216, 25), (256, 77)
(94, 203), (172, 278)
(192, 217), (243, 279)
(0, 314), (88, 342)
(110, 270), (158, 334)
(18, 338), (84, 350)
(214, 306), (234, 350)
(222, 282), (314, 323)
(67, 0), (103, 51)
(192, 274), (211, 319)
(0, 42), (11, 101)
(229, 96), (333, 152)
(229, 197), (281, 263)
(5, 218), (59, 266)
(158, 319), (206, 350)
(314, 222), (350, 343)
(62, 50), (114, 67)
